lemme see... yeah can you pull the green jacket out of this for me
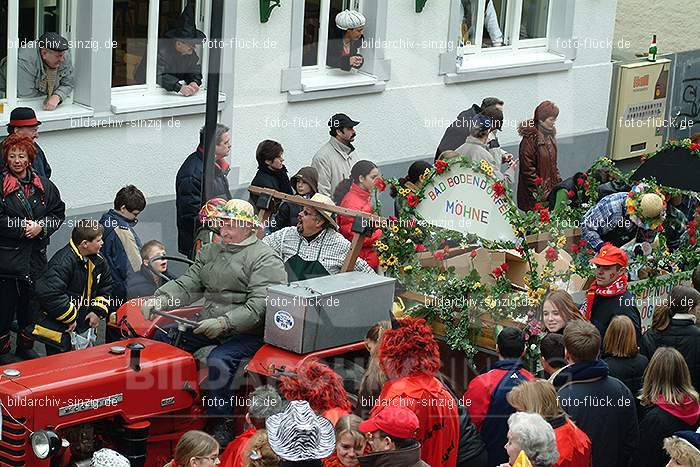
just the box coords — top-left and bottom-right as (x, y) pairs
(155, 235), (286, 338)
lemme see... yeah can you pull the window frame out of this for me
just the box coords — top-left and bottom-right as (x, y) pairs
(110, 0), (211, 94)
(1, 0), (77, 112)
(440, 0), (574, 83)
(282, 0), (390, 103)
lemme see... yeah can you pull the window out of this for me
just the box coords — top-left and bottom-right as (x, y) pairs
(283, 0), (389, 102)
(111, 0), (210, 90)
(458, 0), (550, 53)
(1, 0), (74, 111)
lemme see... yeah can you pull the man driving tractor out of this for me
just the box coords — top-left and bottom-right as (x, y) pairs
(140, 199), (287, 444)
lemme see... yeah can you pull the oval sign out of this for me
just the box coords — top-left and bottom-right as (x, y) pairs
(274, 310), (295, 331)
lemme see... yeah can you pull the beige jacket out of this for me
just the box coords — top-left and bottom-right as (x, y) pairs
(311, 137), (359, 197)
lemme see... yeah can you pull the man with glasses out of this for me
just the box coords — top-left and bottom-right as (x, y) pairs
(2, 107), (52, 178)
(262, 193), (374, 282)
(0, 32), (74, 111)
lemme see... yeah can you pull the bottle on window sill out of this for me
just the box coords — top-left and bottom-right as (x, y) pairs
(456, 41), (465, 68)
(647, 34), (657, 62)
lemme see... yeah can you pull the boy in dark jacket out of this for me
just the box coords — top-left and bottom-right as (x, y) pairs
(99, 185), (145, 305)
(271, 166), (318, 232)
(554, 320), (639, 467)
(585, 243), (642, 345)
(463, 326), (534, 466)
(32, 220), (114, 354)
(126, 240), (175, 299)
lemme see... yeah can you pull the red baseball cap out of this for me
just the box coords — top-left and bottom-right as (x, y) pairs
(358, 406), (419, 439)
(590, 243), (627, 267)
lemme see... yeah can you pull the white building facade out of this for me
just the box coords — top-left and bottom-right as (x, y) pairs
(0, 0), (617, 253)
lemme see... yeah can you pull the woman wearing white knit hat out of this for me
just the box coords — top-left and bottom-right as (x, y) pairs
(327, 9), (366, 71)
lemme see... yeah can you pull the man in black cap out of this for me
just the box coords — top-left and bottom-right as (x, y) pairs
(135, 0), (206, 96)
(311, 113), (362, 197)
(434, 96), (504, 160)
(2, 107), (52, 179)
(0, 32), (74, 111)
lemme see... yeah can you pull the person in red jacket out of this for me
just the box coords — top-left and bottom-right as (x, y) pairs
(464, 326), (534, 467)
(507, 379), (592, 467)
(219, 385), (287, 467)
(333, 160), (382, 270)
(279, 360), (352, 426)
(372, 317), (460, 467)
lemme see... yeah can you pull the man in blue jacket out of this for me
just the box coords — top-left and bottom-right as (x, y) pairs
(554, 320), (639, 467)
(176, 123), (232, 257)
(99, 186), (146, 305)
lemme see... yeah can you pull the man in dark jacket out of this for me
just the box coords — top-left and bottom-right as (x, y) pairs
(3, 107), (52, 178)
(176, 123), (232, 257)
(584, 243), (642, 346)
(126, 240), (175, 299)
(32, 220), (114, 354)
(554, 320), (638, 467)
(99, 185), (146, 305)
(358, 406), (429, 467)
(435, 97), (504, 160)
(134, 0), (205, 95)
(463, 326), (534, 466)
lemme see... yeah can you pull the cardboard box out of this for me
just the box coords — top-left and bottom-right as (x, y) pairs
(526, 228), (581, 253)
(419, 246), (529, 287)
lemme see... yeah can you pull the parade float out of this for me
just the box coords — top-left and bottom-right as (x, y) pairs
(375, 140), (700, 371)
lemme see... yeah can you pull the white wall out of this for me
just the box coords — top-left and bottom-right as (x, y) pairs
(37, 0), (616, 210)
(614, 0), (700, 59)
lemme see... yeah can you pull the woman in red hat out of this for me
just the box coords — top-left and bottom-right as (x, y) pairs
(517, 100), (561, 212)
(0, 133), (64, 361)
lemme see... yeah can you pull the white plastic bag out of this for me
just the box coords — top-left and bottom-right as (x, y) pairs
(71, 328), (97, 350)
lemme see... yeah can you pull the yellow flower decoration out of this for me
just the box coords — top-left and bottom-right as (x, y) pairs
(437, 274), (446, 281)
(414, 228), (422, 236)
(543, 266), (552, 276)
(537, 287), (547, 296)
(557, 235), (567, 248)
(472, 282), (482, 289)
(479, 160), (494, 176)
(382, 244), (389, 252)
(485, 297), (497, 309)
(403, 265), (413, 272)
(386, 255), (398, 267)
(523, 275), (531, 285)
(423, 168), (431, 178)
(398, 188), (409, 197)
(569, 264), (577, 273)
(391, 225), (399, 234)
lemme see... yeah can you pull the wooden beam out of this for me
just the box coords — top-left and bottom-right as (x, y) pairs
(341, 232), (365, 272)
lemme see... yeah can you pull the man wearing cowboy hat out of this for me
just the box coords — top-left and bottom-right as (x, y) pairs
(581, 184), (665, 252)
(135, 0), (206, 95)
(141, 199), (286, 443)
(2, 107), (51, 178)
(262, 193), (374, 282)
(0, 32), (74, 111)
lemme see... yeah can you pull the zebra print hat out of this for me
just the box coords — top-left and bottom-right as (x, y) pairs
(266, 400), (336, 461)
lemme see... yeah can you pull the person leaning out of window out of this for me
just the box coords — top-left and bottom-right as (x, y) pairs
(0, 32), (75, 111)
(328, 10), (366, 71)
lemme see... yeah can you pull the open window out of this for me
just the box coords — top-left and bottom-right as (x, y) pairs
(282, 0), (390, 102)
(441, 0), (575, 83)
(110, 0), (223, 114)
(0, 0), (80, 118)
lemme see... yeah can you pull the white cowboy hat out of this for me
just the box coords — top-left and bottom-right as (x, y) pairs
(266, 400), (336, 461)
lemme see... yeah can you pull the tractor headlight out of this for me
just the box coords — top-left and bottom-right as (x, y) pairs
(30, 429), (61, 459)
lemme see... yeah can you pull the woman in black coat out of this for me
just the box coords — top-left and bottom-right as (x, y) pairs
(632, 347), (700, 467)
(248, 139), (293, 212)
(0, 134), (65, 361)
(641, 286), (700, 393)
(603, 315), (649, 401)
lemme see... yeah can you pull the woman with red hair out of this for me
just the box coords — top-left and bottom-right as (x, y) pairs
(0, 133), (64, 362)
(517, 100), (561, 212)
(279, 360), (352, 426)
(372, 318), (461, 467)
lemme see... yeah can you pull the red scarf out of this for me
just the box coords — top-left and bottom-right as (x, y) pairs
(2, 170), (44, 199)
(585, 274), (628, 320)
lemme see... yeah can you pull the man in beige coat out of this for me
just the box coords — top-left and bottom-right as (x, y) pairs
(312, 113), (361, 197)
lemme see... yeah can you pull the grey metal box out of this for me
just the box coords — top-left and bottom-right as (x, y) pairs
(264, 272), (396, 354)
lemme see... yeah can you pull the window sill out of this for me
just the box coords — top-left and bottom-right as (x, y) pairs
(444, 50), (572, 84)
(285, 68), (385, 103)
(110, 89), (226, 114)
(0, 102), (94, 130)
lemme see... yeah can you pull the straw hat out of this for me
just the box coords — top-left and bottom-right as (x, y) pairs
(309, 193), (339, 230)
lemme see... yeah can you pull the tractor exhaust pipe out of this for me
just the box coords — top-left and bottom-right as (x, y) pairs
(127, 342), (145, 372)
